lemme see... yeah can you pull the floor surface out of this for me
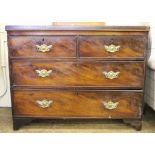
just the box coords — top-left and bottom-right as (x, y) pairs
(0, 107), (155, 133)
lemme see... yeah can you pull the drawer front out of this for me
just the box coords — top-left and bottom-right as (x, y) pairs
(12, 61), (144, 88)
(13, 90), (142, 118)
(8, 36), (76, 58)
(79, 36), (146, 58)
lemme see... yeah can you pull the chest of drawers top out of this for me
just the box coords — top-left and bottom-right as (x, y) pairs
(5, 25), (149, 31)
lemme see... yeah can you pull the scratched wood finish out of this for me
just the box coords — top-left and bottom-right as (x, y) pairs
(13, 90), (142, 118)
(11, 61), (144, 88)
(79, 36), (146, 58)
(8, 36), (76, 58)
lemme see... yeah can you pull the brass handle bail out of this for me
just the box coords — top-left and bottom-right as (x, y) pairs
(36, 44), (52, 53)
(104, 44), (120, 53)
(103, 71), (120, 79)
(35, 69), (52, 77)
(36, 99), (53, 108)
(103, 101), (119, 110)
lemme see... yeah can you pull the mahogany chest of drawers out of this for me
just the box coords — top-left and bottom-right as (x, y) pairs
(6, 25), (149, 130)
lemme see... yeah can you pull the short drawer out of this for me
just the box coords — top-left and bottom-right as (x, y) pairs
(79, 35), (146, 59)
(12, 61), (144, 88)
(13, 90), (142, 118)
(8, 36), (76, 58)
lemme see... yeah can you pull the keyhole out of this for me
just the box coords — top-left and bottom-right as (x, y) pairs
(42, 38), (45, 42)
(111, 39), (114, 44)
(76, 92), (79, 96)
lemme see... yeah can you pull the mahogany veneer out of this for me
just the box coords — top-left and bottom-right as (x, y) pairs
(12, 61), (144, 88)
(13, 90), (142, 118)
(6, 25), (149, 130)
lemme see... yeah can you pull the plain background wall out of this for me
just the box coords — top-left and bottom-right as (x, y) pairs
(0, 0), (155, 107)
(0, 0), (155, 24)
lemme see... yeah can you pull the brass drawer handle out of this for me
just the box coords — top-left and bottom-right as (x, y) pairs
(104, 44), (120, 53)
(36, 44), (53, 52)
(103, 71), (120, 79)
(103, 101), (119, 110)
(36, 99), (53, 108)
(35, 69), (52, 77)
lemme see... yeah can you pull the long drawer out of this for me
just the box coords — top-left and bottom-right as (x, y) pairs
(11, 61), (144, 88)
(13, 90), (142, 118)
(79, 35), (146, 59)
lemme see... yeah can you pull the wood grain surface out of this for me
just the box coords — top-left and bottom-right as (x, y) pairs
(8, 36), (76, 58)
(11, 61), (144, 88)
(79, 35), (146, 58)
(13, 90), (142, 118)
